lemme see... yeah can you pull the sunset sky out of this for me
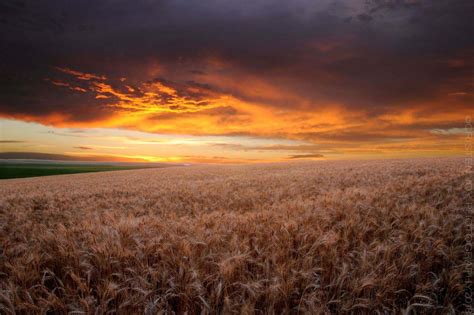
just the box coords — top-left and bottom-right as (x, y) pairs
(0, 0), (472, 163)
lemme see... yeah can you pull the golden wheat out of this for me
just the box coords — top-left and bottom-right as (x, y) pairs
(0, 158), (471, 314)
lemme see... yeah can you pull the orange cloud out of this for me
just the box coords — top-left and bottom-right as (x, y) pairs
(55, 67), (107, 81)
(1, 64), (471, 162)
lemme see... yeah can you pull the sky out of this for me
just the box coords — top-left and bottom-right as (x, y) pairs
(0, 0), (472, 163)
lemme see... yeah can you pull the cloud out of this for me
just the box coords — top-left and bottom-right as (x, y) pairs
(0, 0), (472, 156)
(0, 140), (26, 143)
(357, 13), (373, 22)
(74, 146), (93, 150)
(430, 128), (467, 136)
(288, 154), (324, 159)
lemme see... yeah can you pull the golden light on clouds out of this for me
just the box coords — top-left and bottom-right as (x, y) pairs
(1, 63), (470, 163)
(0, 0), (472, 163)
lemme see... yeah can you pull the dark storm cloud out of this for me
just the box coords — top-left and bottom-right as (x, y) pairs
(0, 0), (472, 124)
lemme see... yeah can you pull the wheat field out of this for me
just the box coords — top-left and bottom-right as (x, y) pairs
(0, 158), (471, 314)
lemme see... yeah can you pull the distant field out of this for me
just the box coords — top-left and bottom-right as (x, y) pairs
(0, 158), (470, 313)
(0, 163), (158, 179)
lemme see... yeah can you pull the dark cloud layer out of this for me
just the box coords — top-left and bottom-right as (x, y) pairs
(0, 0), (472, 138)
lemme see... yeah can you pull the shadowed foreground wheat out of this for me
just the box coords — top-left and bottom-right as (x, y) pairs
(0, 158), (471, 314)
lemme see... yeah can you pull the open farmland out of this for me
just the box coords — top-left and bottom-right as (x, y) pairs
(0, 158), (471, 314)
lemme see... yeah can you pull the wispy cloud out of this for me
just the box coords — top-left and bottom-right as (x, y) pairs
(288, 154), (324, 159)
(73, 146), (93, 150)
(0, 140), (26, 143)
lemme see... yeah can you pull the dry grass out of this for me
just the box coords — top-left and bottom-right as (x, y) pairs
(0, 158), (471, 314)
